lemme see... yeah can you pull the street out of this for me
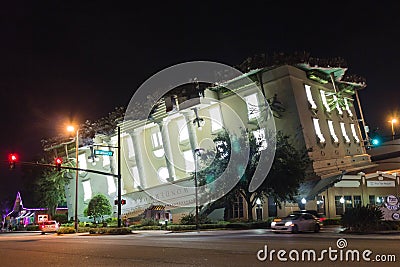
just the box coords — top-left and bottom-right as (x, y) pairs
(0, 229), (399, 267)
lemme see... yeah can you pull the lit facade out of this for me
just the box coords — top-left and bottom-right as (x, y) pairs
(62, 63), (382, 222)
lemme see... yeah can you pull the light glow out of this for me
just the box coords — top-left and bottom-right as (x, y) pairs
(327, 120), (339, 143)
(313, 118), (325, 143)
(333, 95), (343, 115)
(320, 90), (331, 112)
(344, 98), (353, 117)
(305, 85), (317, 109)
(350, 124), (360, 143)
(67, 125), (75, 132)
(340, 122), (351, 143)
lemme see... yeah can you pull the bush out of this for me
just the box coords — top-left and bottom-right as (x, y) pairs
(26, 225), (40, 231)
(341, 205), (383, 232)
(57, 227), (76, 235)
(180, 214), (210, 225)
(52, 214), (68, 224)
(140, 218), (159, 226)
(323, 218), (341, 226)
(89, 227), (132, 235)
(167, 224), (196, 231)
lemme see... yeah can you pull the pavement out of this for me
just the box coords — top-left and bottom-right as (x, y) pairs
(2, 225), (400, 236)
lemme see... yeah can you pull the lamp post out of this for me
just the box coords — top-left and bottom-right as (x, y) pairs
(389, 118), (397, 140)
(67, 125), (79, 232)
(193, 148), (204, 231)
(117, 126), (122, 228)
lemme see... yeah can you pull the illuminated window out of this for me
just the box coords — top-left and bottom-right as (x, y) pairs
(209, 106), (223, 132)
(350, 124), (360, 143)
(131, 167), (140, 187)
(103, 153), (110, 167)
(313, 118), (325, 143)
(333, 95), (343, 115)
(183, 150), (194, 172)
(320, 90), (331, 112)
(245, 93), (260, 119)
(106, 176), (116, 195)
(344, 98), (353, 117)
(253, 128), (267, 150)
(305, 85), (317, 109)
(176, 118), (189, 142)
(78, 153), (87, 174)
(340, 122), (351, 143)
(82, 180), (92, 201)
(157, 167), (169, 183)
(126, 135), (135, 158)
(153, 148), (165, 158)
(327, 120), (339, 143)
(151, 131), (163, 148)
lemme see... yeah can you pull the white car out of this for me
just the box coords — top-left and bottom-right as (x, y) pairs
(271, 213), (321, 233)
(39, 220), (60, 234)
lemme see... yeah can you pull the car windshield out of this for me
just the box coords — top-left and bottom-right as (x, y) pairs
(285, 214), (301, 220)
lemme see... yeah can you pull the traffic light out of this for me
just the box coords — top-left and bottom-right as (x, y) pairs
(8, 153), (17, 169)
(114, 199), (127, 205)
(55, 157), (62, 171)
(371, 138), (380, 146)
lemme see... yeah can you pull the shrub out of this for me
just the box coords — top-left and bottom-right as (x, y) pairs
(180, 213), (210, 225)
(57, 227), (76, 235)
(52, 214), (68, 224)
(89, 227), (132, 235)
(167, 224), (196, 231)
(341, 205), (383, 232)
(26, 225), (40, 231)
(140, 218), (159, 226)
(323, 218), (341, 226)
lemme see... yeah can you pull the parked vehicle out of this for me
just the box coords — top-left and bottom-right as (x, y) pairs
(271, 213), (322, 233)
(39, 220), (59, 234)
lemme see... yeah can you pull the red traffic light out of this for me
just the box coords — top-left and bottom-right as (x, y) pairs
(55, 157), (62, 171)
(55, 157), (62, 164)
(8, 153), (18, 170)
(121, 199), (126, 205)
(9, 153), (18, 162)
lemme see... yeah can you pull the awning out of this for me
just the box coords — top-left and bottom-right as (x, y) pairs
(307, 174), (343, 199)
(298, 174), (343, 200)
(148, 205), (165, 211)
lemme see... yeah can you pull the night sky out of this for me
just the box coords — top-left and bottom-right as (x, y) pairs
(1, 1), (399, 205)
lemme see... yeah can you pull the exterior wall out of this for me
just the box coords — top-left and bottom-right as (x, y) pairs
(320, 173), (400, 218)
(64, 64), (376, 222)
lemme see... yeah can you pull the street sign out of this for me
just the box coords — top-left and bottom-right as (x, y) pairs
(94, 150), (114, 156)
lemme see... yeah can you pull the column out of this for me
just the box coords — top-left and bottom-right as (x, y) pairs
(183, 111), (198, 153)
(158, 120), (176, 182)
(131, 128), (147, 189)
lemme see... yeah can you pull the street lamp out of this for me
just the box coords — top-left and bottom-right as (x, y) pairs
(193, 148), (204, 231)
(389, 118), (397, 140)
(67, 125), (79, 232)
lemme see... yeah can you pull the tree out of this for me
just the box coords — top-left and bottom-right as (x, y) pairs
(87, 194), (112, 224)
(35, 167), (71, 217)
(198, 130), (309, 221)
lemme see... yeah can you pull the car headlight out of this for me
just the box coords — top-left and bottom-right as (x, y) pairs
(284, 221), (293, 226)
(271, 222), (276, 226)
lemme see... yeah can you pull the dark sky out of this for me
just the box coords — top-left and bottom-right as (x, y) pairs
(1, 1), (399, 204)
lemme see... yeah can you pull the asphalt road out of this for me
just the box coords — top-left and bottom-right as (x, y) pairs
(0, 229), (399, 267)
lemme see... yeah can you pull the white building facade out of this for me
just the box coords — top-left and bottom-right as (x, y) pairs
(63, 63), (379, 222)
